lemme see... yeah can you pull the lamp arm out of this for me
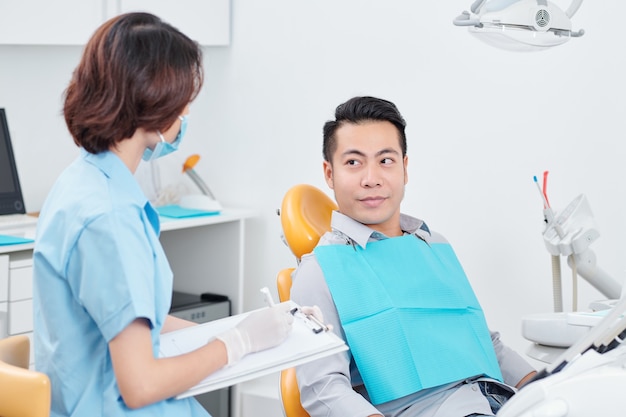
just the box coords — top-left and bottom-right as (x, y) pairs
(471, 0), (488, 13)
(565, 0), (584, 18)
(185, 168), (217, 200)
(568, 249), (622, 300)
(470, 0), (583, 17)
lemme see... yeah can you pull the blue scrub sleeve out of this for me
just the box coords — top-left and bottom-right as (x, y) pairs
(66, 207), (158, 342)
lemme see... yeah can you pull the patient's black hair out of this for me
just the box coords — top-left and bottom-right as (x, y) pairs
(322, 96), (407, 162)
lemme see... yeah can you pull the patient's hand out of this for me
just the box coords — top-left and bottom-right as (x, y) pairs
(516, 370), (538, 389)
(301, 305), (333, 331)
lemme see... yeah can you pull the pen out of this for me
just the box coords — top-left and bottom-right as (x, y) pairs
(260, 287), (275, 307)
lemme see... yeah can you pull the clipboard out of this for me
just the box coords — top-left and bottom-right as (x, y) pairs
(159, 300), (348, 398)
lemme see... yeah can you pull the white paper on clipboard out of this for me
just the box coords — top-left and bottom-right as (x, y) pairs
(159, 300), (348, 398)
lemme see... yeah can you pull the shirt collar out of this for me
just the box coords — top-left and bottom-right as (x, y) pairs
(81, 149), (160, 234)
(330, 211), (431, 249)
(81, 148), (149, 208)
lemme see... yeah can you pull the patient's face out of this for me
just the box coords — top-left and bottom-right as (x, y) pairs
(324, 120), (408, 237)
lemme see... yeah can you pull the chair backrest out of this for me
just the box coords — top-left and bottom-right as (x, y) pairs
(277, 267), (296, 305)
(280, 184), (337, 261)
(276, 267), (310, 417)
(277, 184), (337, 417)
(0, 335), (51, 417)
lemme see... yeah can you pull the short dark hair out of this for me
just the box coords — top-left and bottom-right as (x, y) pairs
(63, 12), (204, 153)
(322, 96), (407, 162)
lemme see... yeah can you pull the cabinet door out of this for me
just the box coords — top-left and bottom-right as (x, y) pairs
(0, 0), (105, 45)
(0, 0), (229, 46)
(119, 0), (230, 46)
(0, 255), (8, 303)
(0, 255), (7, 338)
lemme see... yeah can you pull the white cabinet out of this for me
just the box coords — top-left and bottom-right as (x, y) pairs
(0, 248), (35, 365)
(0, 254), (10, 339)
(8, 257), (34, 336)
(0, 209), (253, 328)
(0, 1), (104, 45)
(0, 250), (34, 339)
(0, 0), (230, 46)
(159, 209), (255, 417)
(239, 373), (283, 417)
(119, 0), (230, 46)
(159, 209), (253, 315)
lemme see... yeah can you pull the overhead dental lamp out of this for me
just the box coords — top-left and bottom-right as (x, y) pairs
(453, 0), (585, 51)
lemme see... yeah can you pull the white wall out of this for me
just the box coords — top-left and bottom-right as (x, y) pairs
(2, 0), (625, 366)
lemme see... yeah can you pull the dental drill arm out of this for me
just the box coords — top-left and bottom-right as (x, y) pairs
(543, 194), (621, 304)
(523, 193), (622, 349)
(568, 249), (621, 301)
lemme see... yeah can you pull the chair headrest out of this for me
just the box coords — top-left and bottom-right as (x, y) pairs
(280, 184), (337, 260)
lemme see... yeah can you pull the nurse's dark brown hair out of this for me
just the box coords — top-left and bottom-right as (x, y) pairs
(63, 12), (203, 153)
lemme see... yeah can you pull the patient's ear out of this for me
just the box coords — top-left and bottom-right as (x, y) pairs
(323, 160), (334, 189)
(404, 154), (408, 185)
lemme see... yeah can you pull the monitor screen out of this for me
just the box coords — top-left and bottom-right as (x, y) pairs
(0, 109), (26, 214)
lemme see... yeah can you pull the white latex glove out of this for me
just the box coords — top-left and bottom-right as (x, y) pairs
(217, 303), (294, 366)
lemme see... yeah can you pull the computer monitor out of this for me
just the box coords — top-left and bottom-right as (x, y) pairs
(0, 109), (27, 215)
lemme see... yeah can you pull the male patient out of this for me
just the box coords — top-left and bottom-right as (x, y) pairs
(290, 96), (536, 417)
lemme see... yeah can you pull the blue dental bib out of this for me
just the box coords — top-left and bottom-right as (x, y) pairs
(315, 234), (502, 405)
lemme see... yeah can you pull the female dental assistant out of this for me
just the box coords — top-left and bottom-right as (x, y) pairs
(32, 12), (293, 417)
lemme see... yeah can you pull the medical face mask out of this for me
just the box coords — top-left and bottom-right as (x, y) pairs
(142, 115), (188, 161)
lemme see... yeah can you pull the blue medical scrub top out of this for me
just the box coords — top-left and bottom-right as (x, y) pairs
(33, 150), (209, 417)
